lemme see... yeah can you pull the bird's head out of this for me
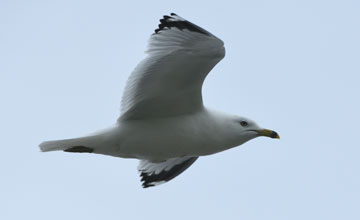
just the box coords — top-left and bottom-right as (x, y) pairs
(229, 116), (280, 144)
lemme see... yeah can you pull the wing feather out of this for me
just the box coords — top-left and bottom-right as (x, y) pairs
(138, 157), (198, 188)
(120, 13), (225, 121)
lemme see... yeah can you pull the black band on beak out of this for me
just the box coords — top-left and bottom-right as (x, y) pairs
(270, 131), (279, 138)
(256, 129), (280, 139)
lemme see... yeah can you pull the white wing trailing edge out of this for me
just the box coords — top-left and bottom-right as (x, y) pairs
(120, 13), (225, 121)
(138, 157), (198, 188)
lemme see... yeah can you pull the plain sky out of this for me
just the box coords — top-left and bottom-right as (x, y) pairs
(1, 0), (359, 219)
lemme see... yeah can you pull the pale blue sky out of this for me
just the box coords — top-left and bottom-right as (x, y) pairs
(1, 0), (359, 219)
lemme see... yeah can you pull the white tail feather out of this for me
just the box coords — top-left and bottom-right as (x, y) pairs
(39, 126), (118, 153)
(40, 139), (77, 152)
(39, 136), (96, 152)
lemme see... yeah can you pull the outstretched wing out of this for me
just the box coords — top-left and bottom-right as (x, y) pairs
(138, 157), (198, 188)
(119, 13), (225, 121)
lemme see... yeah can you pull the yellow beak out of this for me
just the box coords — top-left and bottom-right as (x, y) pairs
(256, 129), (280, 139)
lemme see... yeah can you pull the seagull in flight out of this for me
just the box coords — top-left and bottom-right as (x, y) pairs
(40, 13), (279, 188)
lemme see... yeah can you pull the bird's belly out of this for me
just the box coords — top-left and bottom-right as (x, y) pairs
(115, 121), (226, 160)
(96, 111), (241, 161)
(118, 133), (217, 160)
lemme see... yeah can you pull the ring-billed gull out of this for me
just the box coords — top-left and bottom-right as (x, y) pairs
(40, 13), (279, 188)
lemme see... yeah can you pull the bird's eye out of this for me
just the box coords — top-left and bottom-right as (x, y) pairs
(240, 121), (248, 127)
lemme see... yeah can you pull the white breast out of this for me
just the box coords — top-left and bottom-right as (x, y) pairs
(112, 109), (238, 161)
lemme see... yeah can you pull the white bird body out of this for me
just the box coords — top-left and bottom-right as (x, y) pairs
(40, 13), (279, 187)
(117, 109), (244, 160)
(41, 109), (254, 161)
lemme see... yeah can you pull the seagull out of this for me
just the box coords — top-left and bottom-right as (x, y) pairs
(40, 13), (279, 188)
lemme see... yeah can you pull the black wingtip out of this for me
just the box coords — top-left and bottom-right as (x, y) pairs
(153, 13), (211, 36)
(140, 172), (156, 188)
(138, 157), (198, 188)
(142, 182), (154, 188)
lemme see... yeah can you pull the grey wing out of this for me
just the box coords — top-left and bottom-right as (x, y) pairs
(119, 13), (225, 121)
(138, 156), (198, 188)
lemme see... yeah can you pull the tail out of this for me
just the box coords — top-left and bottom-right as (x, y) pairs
(39, 136), (95, 153)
